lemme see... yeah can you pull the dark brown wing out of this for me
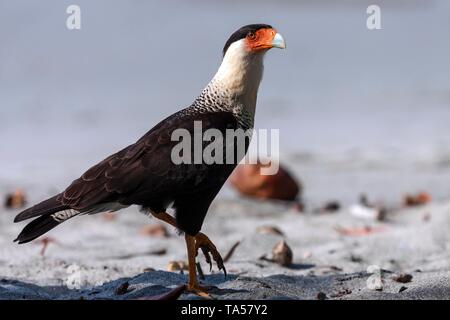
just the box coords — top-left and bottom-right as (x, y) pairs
(60, 110), (240, 211)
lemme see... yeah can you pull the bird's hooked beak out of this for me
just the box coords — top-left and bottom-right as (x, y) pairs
(271, 33), (286, 49)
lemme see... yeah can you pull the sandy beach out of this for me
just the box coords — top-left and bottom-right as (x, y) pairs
(1, 195), (450, 300)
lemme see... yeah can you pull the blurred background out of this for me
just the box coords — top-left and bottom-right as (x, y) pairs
(1, 0), (450, 207)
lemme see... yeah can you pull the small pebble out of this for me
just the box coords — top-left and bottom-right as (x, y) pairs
(316, 292), (327, 300)
(350, 254), (363, 263)
(321, 201), (341, 213)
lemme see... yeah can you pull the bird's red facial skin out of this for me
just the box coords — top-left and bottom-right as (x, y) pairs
(245, 28), (277, 52)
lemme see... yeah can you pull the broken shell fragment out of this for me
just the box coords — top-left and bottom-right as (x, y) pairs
(271, 240), (293, 267)
(349, 204), (385, 221)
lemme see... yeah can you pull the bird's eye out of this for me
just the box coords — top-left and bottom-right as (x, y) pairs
(247, 32), (256, 40)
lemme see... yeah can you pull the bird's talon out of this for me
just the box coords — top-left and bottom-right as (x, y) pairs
(195, 233), (226, 275)
(200, 246), (213, 270)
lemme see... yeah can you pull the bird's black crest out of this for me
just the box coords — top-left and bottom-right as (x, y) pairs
(222, 24), (273, 56)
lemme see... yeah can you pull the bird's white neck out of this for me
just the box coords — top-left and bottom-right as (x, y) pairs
(210, 40), (265, 116)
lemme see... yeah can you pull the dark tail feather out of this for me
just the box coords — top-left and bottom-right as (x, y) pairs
(14, 214), (62, 244)
(14, 194), (77, 244)
(14, 195), (69, 223)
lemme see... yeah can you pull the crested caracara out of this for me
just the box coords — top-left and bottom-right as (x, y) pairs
(14, 24), (285, 295)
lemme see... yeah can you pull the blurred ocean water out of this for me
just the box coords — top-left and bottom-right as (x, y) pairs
(1, 0), (450, 205)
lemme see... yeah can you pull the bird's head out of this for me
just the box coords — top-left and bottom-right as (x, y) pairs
(214, 24), (285, 95)
(209, 24), (285, 116)
(222, 24), (286, 57)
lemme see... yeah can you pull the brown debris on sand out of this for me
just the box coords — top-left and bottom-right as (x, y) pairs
(315, 201), (341, 214)
(38, 237), (56, 256)
(223, 241), (241, 263)
(334, 225), (385, 237)
(403, 192), (431, 207)
(4, 189), (27, 209)
(115, 281), (130, 295)
(393, 273), (413, 283)
(316, 292), (327, 300)
(256, 226), (284, 236)
(330, 288), (352, 298)
(398, 286), (408, 293)
(139, 224), (169, 238)
(102, 212), (117, 221)
(167, 261), (189, 272)
(139, 284), (186, 300)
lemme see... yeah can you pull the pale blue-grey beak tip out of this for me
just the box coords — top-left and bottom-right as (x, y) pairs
(272, 33), (286, 49)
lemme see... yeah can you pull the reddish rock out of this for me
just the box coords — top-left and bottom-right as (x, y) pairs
(229, 162), (301, 201)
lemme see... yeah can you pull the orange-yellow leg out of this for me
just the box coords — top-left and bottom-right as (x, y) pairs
(150, 211), (226, 275)
(150, 211), (177, 228)
(185, 234), (211, 297)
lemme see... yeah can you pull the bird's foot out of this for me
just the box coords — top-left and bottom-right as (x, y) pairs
(186, 283), (214, 298)
(195, 232), (227, 277)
